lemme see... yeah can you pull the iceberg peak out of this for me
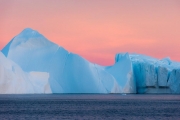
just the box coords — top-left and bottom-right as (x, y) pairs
(115, 52), (129, 63)
(22, 28), (36, 32)
(18, 28), (43, 38)
(2, 28), (57, 57)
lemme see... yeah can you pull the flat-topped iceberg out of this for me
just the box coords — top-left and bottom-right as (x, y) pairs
(116, 53), (180, 93)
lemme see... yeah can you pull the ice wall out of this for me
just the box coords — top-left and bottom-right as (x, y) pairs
(116, 53), (180, 93)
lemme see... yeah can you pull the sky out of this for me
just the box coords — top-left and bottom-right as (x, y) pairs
(0, 0), (180, 65)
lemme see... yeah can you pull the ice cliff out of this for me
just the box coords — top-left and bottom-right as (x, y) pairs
(116, 54), (180, 93)
(0, 28), (179, 94)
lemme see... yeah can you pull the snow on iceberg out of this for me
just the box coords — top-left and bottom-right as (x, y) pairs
(0, 51), (51, 94)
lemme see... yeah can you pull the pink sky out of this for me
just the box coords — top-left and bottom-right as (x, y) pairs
(0, 0), (180, 65)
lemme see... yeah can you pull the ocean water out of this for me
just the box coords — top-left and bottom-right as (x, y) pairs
(0, 94), (180, 120)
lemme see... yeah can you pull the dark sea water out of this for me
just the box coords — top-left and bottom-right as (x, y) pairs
(0, 94), (180, 120)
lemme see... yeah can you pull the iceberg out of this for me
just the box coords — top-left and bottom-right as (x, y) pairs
(117, 53), (180, 93)
(1, 28), (179, 94)
(1, 28), (135, 93)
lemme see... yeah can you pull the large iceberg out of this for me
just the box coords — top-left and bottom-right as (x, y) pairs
(1, 28), (135, 94)
(1, 28), (179, 94)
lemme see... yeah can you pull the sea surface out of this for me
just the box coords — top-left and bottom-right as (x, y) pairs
(0, 94), (180, 120)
